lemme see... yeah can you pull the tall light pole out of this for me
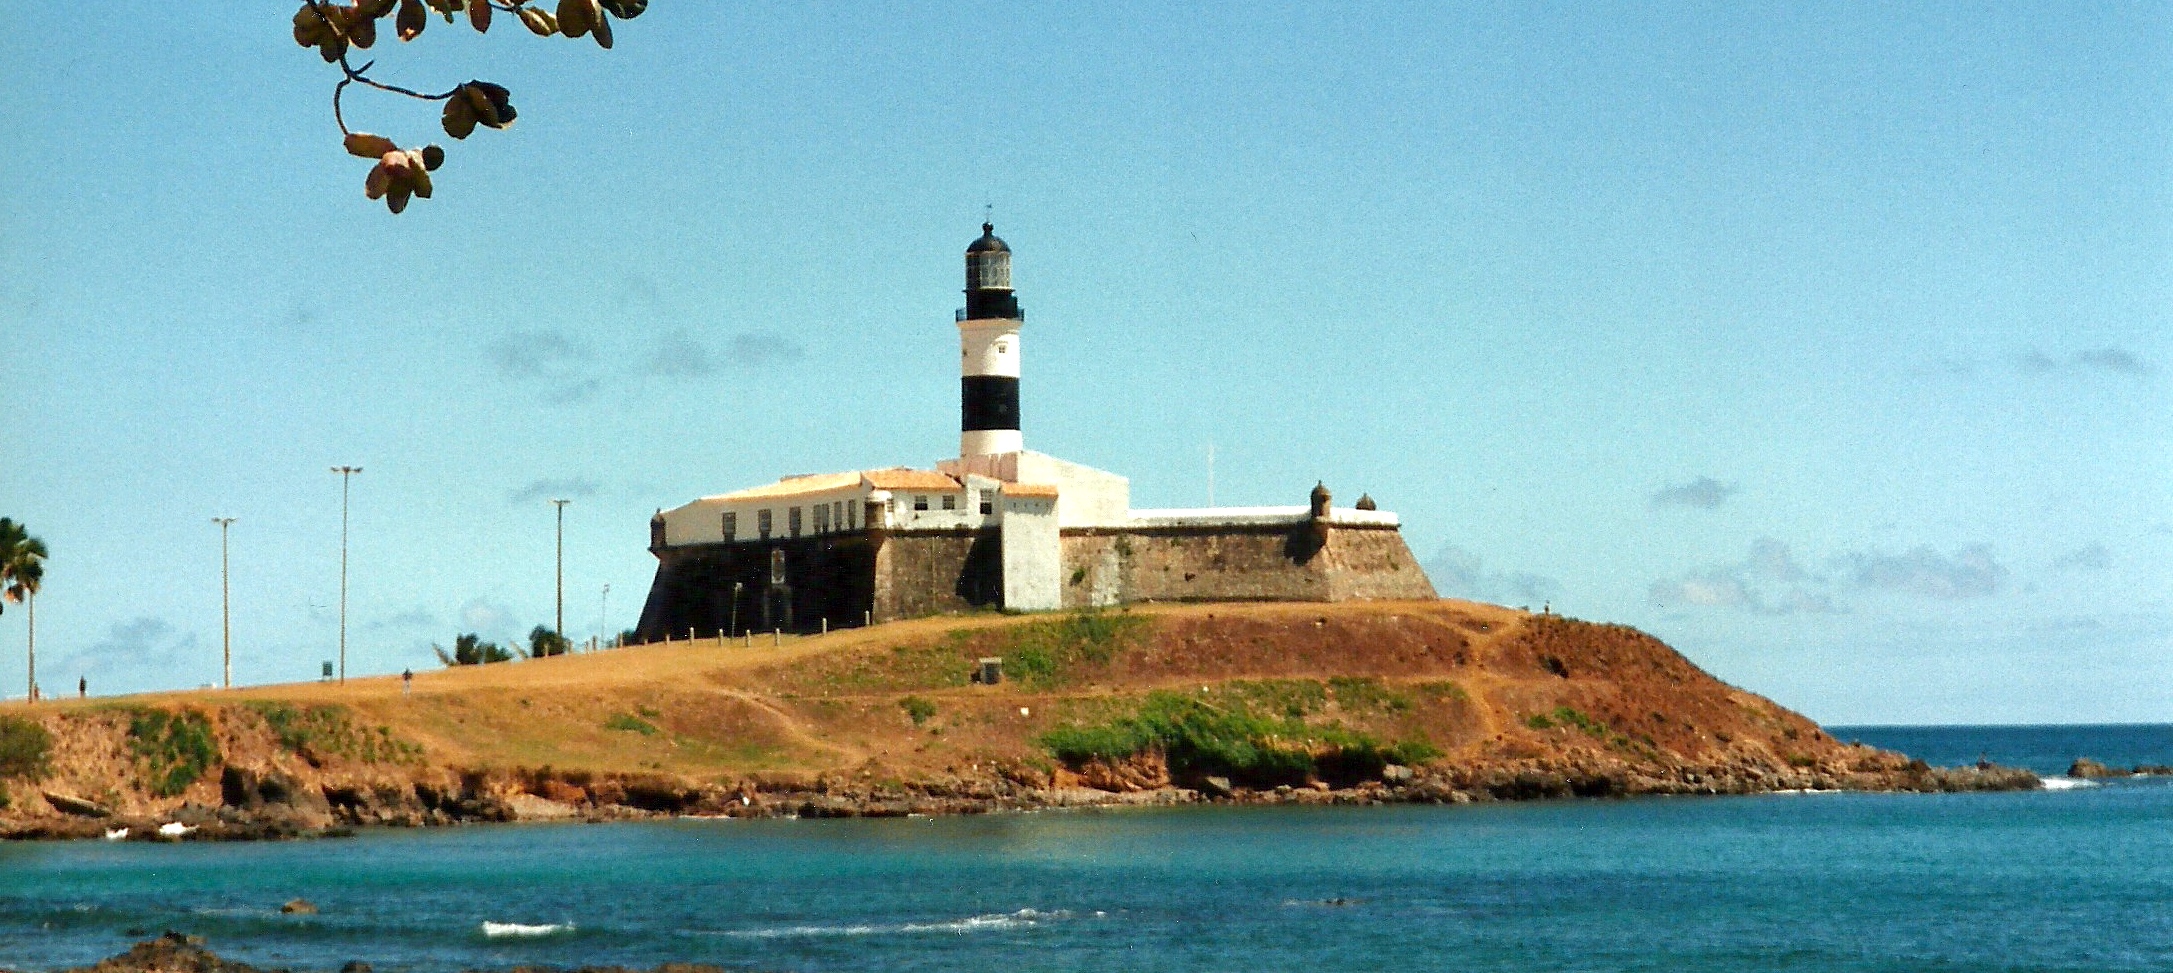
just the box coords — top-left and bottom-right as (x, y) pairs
(599, 583), (610, 650)
(332, 466), (362, 684)
(550, 499), (570, 639)
(212, 517), (235, 689)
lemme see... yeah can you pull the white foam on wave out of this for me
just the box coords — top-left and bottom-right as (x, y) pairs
(2040, 776), (2100, 791)
(481, 921), (575, 938)
(718, 908), (1069, 940)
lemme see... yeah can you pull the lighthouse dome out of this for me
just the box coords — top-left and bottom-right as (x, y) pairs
(967, 223), (1010, 255)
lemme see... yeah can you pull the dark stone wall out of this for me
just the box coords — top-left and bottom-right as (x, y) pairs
(636, 529), (1007, 639)
(636, 522), (1434, 639)
(871, 530), (1003, 621)
(635, 533), (879, 639)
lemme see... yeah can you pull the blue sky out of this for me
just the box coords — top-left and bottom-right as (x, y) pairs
(1, 3), (2166, 723)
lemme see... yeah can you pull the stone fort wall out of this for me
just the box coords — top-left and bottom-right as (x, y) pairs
(635, 522), (1435, 639)
(1060, 523), (1435, 608)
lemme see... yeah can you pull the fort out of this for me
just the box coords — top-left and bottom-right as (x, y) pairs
(634, 224), (1436, 639)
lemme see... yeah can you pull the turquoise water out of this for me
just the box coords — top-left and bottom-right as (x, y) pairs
(3, 725), (2171, 972)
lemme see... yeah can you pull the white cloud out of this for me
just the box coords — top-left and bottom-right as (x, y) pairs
(1649, 476), (1736, 510)
(1844, 544), (2007, 600)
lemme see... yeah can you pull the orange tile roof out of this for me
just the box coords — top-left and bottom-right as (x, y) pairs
(862, 468), (962, 491)
(706, 471), (863, 502)
(1004, 482), (1061, 498)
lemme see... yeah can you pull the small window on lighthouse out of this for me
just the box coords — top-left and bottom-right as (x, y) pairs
(994, 341), (1009, 354)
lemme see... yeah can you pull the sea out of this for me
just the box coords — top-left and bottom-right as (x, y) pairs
(2, 724), (2171, 972)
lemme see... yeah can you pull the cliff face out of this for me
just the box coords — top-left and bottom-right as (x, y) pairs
(0, 601), (2031, 838)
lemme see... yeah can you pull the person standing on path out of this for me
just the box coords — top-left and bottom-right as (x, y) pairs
(78, 676), (85, 698)
(402, 668), (412, 697)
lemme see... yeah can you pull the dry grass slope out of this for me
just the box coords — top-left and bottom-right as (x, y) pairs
(0, 601), (2021, 832)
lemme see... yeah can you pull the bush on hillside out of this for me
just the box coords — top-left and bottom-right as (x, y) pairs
(1041, 691), (1439, 789)
(899, 696), (938, 726)
(0, 716), (52, 781)
(126, 708), (219, 798)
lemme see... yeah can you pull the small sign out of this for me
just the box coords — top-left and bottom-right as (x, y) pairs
(320, 661), (334, 681)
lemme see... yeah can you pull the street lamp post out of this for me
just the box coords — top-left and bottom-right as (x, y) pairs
(600, 583), (611, 650)
(332, 466), (361, 684)
(550, 499), (570, 641)
(212, 517), (235, 689)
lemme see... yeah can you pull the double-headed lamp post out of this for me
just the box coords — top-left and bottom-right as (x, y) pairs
(212, 517), (235, 689)
(551, 499), (570, 641)
(332, 466), (362, 684)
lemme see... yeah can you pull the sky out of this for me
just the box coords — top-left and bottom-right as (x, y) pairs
(1, 3), (2167, 724)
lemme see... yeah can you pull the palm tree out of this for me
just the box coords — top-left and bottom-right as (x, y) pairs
(0, 519), (48, 702)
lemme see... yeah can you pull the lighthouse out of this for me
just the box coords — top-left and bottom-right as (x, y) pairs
(958, 223), (1023, 458)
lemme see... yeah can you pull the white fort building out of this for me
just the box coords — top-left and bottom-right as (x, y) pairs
(634, 224), (1435, 638)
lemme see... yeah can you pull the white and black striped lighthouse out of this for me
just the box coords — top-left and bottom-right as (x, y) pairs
(958, 223), (1024, 457)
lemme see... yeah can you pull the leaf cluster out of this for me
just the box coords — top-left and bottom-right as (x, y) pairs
(435, 632), (516, 666)
(528, 626), (573, 658)
(0, 518), (46, 611)
(290, 0), (650, 211)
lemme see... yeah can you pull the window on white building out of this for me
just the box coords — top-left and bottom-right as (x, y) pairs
(758, 509), (773, 539)
(814, 504), (830, 533)
(722, 511), (736, 541)
(914, 495), (929, 511)
(789, 507), (802, 537)
(941, 494), (957, 511)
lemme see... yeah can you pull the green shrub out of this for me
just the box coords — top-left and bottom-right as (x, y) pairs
(244, 702), (422, 764)
(126, 709), (219, 798)
(1217, 679), (1327, 719)
(1040, 691), (1441, 789)
(1327, 677), (1413, 713)
(1387, 739), (1444, 766)
(0, 716), (52, 781)
(1552, 707), (1608, 737)
(899, 696), (938, 726)
(991, 610), (1150, 689)
(605, 713), (660, 735)
(1414, 680), (1469, 702)
(1528, 706), (1606, 738)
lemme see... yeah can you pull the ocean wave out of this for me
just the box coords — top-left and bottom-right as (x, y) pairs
(718, 908), (1068, 939)
(2040, 776), (2100, 791)
(481, 921), (575, 938)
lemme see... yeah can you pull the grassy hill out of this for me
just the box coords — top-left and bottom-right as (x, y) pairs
(0, 600), (2032, 836)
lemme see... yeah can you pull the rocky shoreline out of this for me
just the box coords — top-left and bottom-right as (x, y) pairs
(1, 754), (2040, 843)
